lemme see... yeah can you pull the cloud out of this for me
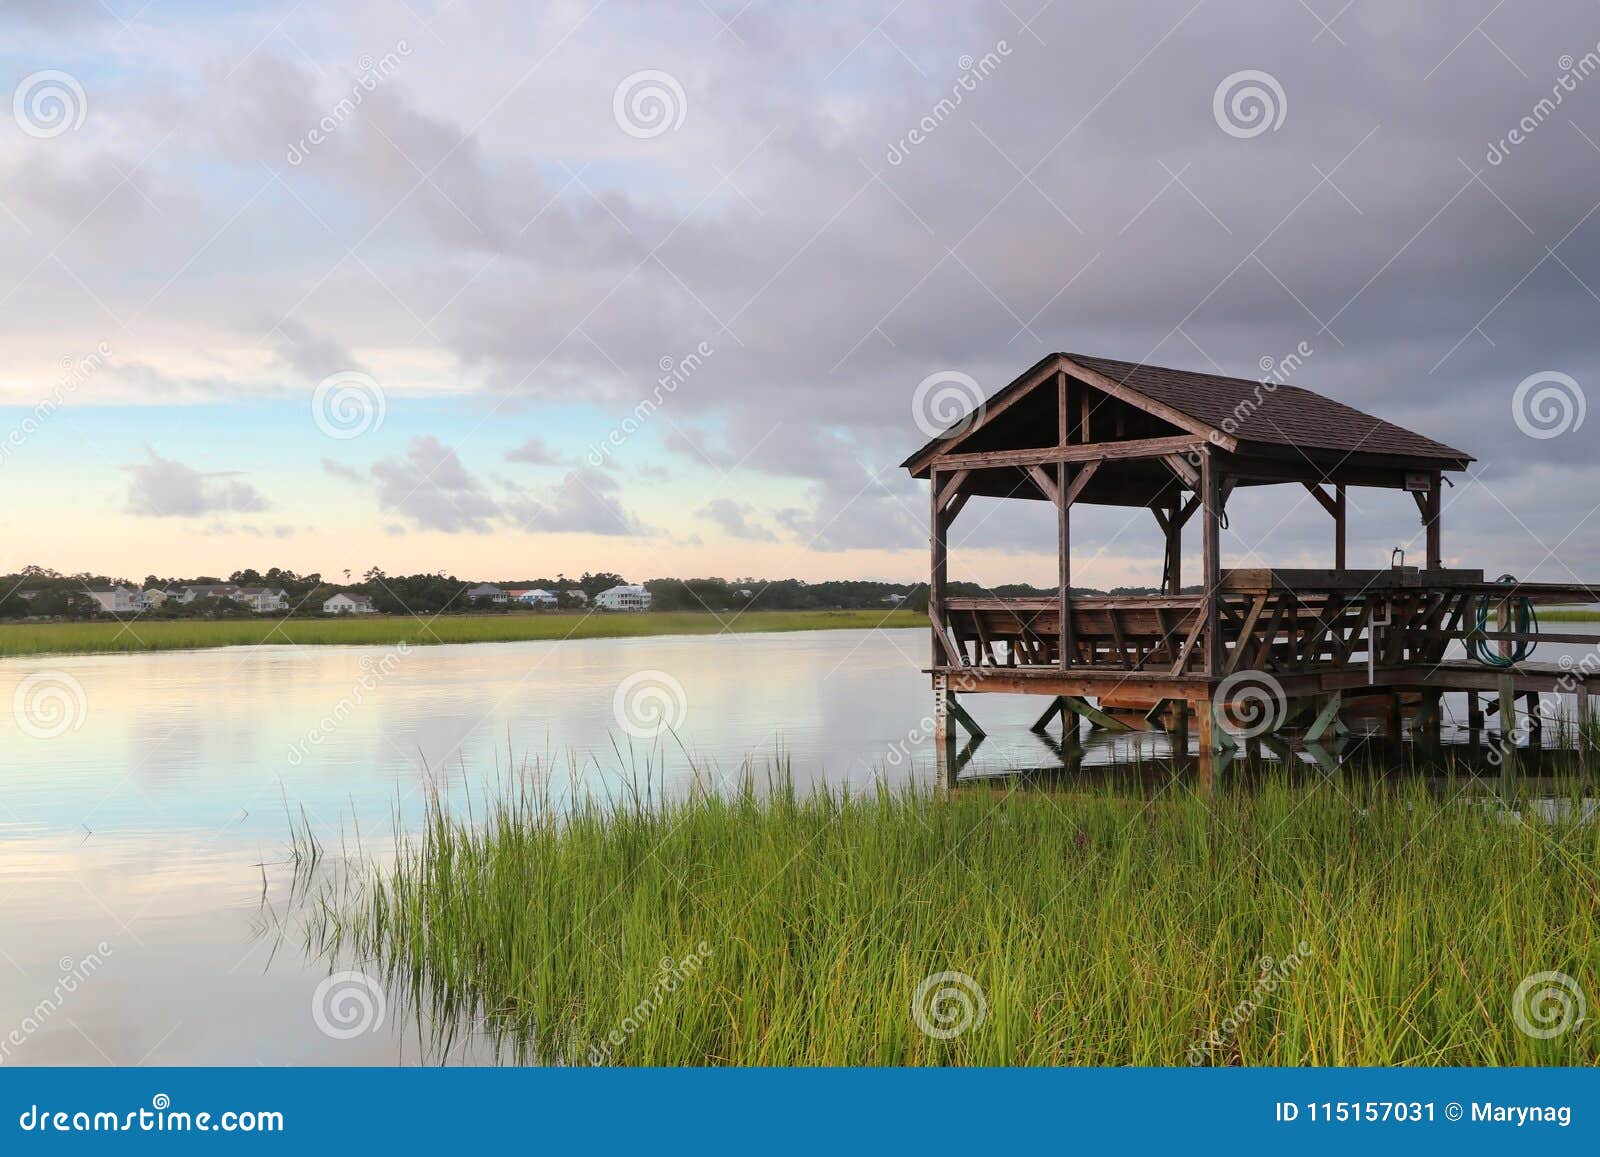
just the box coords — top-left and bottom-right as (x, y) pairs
(321, 457), (364, 482)
(124, 450), (270, 517)
(505, 435), (571, 465)
(272, 319), (360, 383)
(505, 467), (647, 536)
(371, 435), (501, 533)
(696, 497), (778, 542)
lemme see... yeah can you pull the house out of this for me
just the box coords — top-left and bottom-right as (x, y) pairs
(564, 589), (588, 605)
(86, 585), (143, 614)
(465, 583), (507, 604)
(141, 588), (170, 608)
(177, 583), (240, 604)
(595, 583), (651, 611)
(881, 592), (906, 605)
(515, 588), (558, 607)
(324, 592), (376, 615)
(234, 587), (289, 613)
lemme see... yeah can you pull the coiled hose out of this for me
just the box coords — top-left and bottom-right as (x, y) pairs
(1466, 574), (1538, 668)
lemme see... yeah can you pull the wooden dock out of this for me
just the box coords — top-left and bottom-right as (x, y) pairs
(903, 352), (1600, 788)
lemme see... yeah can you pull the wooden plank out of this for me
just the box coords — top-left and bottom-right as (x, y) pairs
(1058, 355), (1238, 450)
(946, 695), (987, 740)
(1063, 459), (1102, 506)
(937, 469), (970, 511)
(1060, 695), (1136, 732)
(1334, 484), (1346, 570)
(1225, 593), (1269, 675)
(1201, 447), (1222, 674)
(932, 434), (1207, 471)
(1302, 481), (1338, 517)
(1163, 453), (1199, 488)
(1027, 464), (1061, 506)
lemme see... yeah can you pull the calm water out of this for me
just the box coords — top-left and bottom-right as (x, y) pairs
(3, 624), (1596, 1064)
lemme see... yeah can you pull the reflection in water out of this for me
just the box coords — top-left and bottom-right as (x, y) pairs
(2, 624), (1597, 1063)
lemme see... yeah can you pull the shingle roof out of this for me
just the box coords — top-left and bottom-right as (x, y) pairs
(1064, 353), (1472, 463)
(903, 352), (1473, 470)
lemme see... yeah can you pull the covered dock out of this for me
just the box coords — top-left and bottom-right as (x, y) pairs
(902, 352), (1600, 785)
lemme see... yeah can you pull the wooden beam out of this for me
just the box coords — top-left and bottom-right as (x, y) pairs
(1425, 473), (1442, 570)
(1063, 459), (1102, 507)
(1302, 481), (1338, 517)
(937, 469), (970, 512)
(1058, 355), (1238, 450)
(1162, 453), (1199, 489)
(1335, 484), (1347, 570)
(1026, 464), (1060, 507)
(1059, 695), (1134, 732)
(932, 434), (1208, 472)
(1201, 446), (1223, 675)
(1058, 372), (1072, 671)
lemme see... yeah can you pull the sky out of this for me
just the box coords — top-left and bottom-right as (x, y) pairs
(2, 0), (1599, 589)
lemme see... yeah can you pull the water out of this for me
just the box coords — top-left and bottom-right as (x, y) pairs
(3, 624), (1596, 1064)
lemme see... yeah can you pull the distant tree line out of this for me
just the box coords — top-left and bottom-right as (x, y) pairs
(0, 564), (1189, 620)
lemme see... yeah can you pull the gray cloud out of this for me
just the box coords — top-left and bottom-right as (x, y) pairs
(505, 435), (571, 465)
(124, 450), (270, 517)
(371, 435), (502, 533)
(696, 497), (778, 542)
(504, 467), (647, 536)
(18, 2), (1600, 577)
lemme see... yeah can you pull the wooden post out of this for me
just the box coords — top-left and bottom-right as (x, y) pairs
(1498, 672), (1518, 784)
(1334, 484), (1347, 570)
(929, 466), (947, 668)
(1578, 681), (1591, 750)
(1200, 446), (1222, 675)
(1424, 473), (1441, 570)
(1467, 691), (1484, 731)
(1058, 372), (1072, 669)
(1195, 698), (1215, 794)
(1165, 503), (1182, 595)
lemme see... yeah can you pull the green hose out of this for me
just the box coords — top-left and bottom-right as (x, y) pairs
(1466, 574), (1537, 668)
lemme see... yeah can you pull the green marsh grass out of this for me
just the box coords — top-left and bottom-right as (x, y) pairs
(299, 768), (1600, 1066)
(0, 610), (922, 657)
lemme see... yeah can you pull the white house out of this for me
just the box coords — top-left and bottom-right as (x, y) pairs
(324, 592), (376, 615)
(178, 583), (240, 604)
(563, 589), (588, 605)
(596, 583), (651, 611)
(141, 588), (170, 608)
(515, 588), (558, 607)
(881, 592), (906, 605)
(86, 585), (143, 614)
(465, 583), (507, 604)
(235, 587), (290, 613)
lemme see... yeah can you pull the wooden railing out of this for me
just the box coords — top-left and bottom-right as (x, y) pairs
(938, 569), (1600, 677)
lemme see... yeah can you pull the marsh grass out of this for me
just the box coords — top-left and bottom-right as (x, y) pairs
(0, 610), (922, 657)
(297, 762), (1600, 1066)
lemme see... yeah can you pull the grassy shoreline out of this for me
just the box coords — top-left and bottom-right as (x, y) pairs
(0, 609), (924, 658)
(302, 773), (1600, 1066)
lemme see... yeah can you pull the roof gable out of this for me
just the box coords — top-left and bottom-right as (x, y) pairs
(903, 352), (1473, 474)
